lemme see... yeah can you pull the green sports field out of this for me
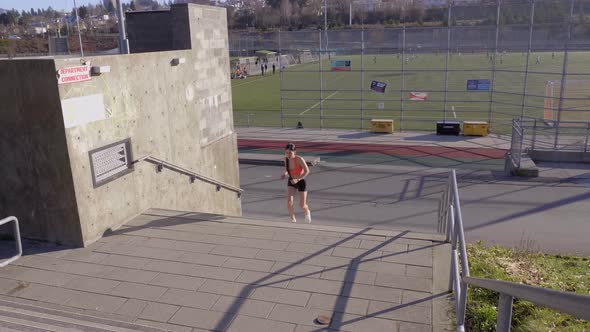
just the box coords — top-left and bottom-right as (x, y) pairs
(231, 51), (590, 132)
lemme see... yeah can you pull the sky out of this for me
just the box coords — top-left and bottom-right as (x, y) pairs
(0, 0), (143, 12)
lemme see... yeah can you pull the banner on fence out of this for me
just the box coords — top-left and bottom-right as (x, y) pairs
(330, 60), (352, 71)
(370, 81), (387, 93)
(466, 79), (491, 91)
(409, 92), (428, 101)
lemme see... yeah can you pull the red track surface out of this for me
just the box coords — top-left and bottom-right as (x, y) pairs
(238, 139), (507, 159)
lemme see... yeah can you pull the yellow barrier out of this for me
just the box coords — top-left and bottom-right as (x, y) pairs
(371, 119), (394, 134)
(463, 121), (489, 136)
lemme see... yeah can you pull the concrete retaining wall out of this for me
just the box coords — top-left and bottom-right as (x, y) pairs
(0, 4), (240, 246)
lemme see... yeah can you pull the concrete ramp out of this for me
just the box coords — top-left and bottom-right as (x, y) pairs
(0, 210), (452, 332)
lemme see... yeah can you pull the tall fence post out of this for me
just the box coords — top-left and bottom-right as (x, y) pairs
(488, 0), (501, 131)
(361, 29), (365, 130)
(319, 30), (324, 129)
(585, 123), (589, 153)
(279, 30), (284, 128)
(443, 2), (452, 123)
(555, 0), (575, 148)
(497, 293), (514, 332)
(400, 26), (406, 132)
(531, 118), (537, 151)
(519, 0), (535, 121)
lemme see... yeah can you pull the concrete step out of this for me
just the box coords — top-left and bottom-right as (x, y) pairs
(0, 298), (165, 332)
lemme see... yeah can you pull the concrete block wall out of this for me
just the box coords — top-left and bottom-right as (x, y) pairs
(0, 60), (83, 244)
(0, 4), (240, 246)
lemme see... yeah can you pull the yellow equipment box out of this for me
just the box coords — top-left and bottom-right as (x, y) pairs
(371, 119), (394, 133)
(463, 121), (489, 136)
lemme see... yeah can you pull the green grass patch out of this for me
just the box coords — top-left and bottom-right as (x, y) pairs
(466, 241), (590, 332)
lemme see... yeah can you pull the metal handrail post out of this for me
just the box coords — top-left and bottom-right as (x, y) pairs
(0, 216), (22, 268)
(448, 206), (457, 293)
(497, 293), (514, 332)
(451, 170), (469, 277)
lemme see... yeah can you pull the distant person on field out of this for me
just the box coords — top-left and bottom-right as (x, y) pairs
(373, 56), (377, 64)
(261, 64), (264, 75)
(536, 55), (541, 64)
(272, 63), (276, 75)
(282, 143), (311, 223)
(265, 63), (268, 73)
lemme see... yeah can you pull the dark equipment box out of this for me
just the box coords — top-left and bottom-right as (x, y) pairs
(436, 121), (461, 135)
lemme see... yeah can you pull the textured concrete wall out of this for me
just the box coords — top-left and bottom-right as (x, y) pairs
(0, 60), (83, 245)
(1, 4), (240, 246)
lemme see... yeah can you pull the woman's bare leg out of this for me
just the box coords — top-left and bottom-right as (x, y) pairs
(299, 191), (311, 223)
(287, 186), (297, 222)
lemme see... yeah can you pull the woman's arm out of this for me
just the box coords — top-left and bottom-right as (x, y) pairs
(281, 159), (288, 179)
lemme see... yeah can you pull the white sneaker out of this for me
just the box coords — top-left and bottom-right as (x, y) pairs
(305, 212), (312, 224)
(291, 218), (297, 223)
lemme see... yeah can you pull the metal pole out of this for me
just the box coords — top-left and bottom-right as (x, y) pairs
(497, 294), (514, 332)
(554, 0), (575, 148)
(585, 123), (589, 153)
(116, 0), (128, 54)
(349, 2), (352, 26)
(443, 2), (452, 122)
(400, 26), (406, 132)
(319, 31), (324, 129)
(324, 0), (329, 57)
(361, 29), (365, 129)
(73, 0), (84, 57)
(488, 0), (501, 130)
(532, 118), (537, 151)
(519, 0), (535, 121)
(279, 30), (284, 128)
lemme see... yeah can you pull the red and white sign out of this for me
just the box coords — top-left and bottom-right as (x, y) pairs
(409, 92), (428, 101)
(57, 62), (92, 84)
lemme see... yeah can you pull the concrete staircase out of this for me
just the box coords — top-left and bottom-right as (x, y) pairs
(0, 210), (452, 332)
(0, 298), (165, 332)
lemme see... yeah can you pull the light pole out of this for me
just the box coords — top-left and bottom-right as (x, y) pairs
(73, 0), (84, 57)
(116, 0), (129, 54)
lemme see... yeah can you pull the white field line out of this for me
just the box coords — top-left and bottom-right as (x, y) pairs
(232, 76), (271, 88)
(299, 91), (340, 115)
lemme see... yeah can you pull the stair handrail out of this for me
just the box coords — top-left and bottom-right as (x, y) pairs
(134, 155), (243, 197)
(439, 170), (590, 332)
(0, 216), (22, 268)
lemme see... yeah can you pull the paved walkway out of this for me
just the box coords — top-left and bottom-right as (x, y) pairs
(0, 209), (452, 332)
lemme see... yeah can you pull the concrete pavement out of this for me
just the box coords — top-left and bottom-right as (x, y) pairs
(0, 209), (452, 332)
(237, 127), (590, 255)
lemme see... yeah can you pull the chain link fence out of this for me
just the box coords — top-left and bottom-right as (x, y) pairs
(230, 0), (590, 135)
